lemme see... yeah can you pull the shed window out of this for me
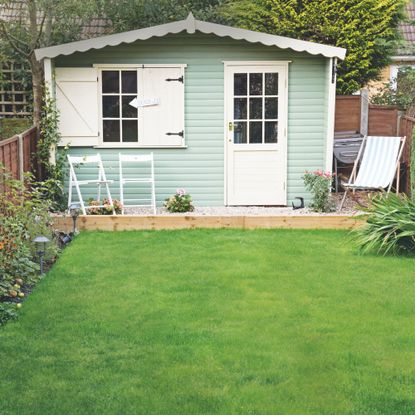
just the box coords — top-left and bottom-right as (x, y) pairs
(102, 70), (138, 143)
(99, 65), (185, 147)
(233, 72), (279, 144)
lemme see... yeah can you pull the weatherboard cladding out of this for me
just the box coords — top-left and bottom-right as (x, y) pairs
(57, 33), (329, 206)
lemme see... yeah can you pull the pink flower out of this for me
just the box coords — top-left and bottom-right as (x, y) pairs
(176, 188), (186, 196)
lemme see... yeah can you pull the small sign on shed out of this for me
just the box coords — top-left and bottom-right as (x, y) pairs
(129, 97), (160, 108)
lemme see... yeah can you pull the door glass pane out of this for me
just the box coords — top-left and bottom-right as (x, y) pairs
(265, 98), (278, 119)
(102, 71), (119, 93)
(265, 121), (278, 143)
(122, 71), (137, 93)
(234, 122), (247, 144)
(249, 122), (262, 143)
(265, 73), (278, 95)
(103, 120), (120, 142)
(102, 96), (119, 118)
(122, 96), (137, 118)
(234, 73), (247, 95)
(249, 73), (262, 95)
(249, 98), (262, 119)
(234, 98), (247, 119)
(122, 120), (138, 142)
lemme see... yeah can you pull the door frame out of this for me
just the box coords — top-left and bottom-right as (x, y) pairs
(223, 61), (290, 206)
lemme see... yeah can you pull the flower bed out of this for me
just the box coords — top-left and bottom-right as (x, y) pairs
(0, 167), (58, 326)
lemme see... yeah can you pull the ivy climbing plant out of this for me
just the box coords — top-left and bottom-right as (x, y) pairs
(37, 88), (68, 211)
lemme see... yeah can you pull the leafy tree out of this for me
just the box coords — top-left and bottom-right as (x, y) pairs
(0, 0), (103, 127)
(222, 0), (407, 94)
(103, 0), (226, 32)
(371, 67), (415, 111)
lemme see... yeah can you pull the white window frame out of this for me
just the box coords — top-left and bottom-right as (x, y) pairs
(94, 64), (187, 148)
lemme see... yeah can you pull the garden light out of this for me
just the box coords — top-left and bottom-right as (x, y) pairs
(33, 235), (50, 276)
(69, 202), (81, 234)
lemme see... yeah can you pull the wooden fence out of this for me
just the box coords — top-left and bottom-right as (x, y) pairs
(335, 95), (361, 132)
(368, 105), (399, 136)
(399, 114), (415, 194)
(0, 126), (40, 180)
(335, 94), (415, 195)
(335, 95), (399, 135)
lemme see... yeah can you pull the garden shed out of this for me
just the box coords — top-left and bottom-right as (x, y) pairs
(35, 13), (346, 207)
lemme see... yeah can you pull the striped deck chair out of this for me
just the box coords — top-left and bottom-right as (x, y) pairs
(339, 135), (406, 210)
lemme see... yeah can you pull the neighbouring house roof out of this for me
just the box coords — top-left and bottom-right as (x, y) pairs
(34, 13), (346, 61)
(0, 0), (111, 39)
(396, 1), (415, 57)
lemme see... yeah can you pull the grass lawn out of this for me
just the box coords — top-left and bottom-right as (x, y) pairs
(1, 229), (415, 414)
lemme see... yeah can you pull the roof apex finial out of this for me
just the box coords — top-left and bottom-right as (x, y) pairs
(186, 12), (196, 33)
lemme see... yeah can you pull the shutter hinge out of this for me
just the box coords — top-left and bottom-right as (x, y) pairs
(166, 130), (184, 138)
(165, 76), (183, 83)
(97, 76), (99, 82)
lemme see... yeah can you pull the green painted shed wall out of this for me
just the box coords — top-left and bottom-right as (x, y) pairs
(56, 33), (330, 206)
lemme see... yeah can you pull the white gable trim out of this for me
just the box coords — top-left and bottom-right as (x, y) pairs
(35, 13), (346, 61)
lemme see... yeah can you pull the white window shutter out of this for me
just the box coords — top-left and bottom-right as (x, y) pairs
(141, 67), (184, 146)
(55, 68), (99, 140)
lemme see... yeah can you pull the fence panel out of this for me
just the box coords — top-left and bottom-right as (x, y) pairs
(335, 96), (361, 132)
(0, 135), (20, 179)
(399, 115), (415, 195)
(0, 126), (38, 180)
(368, 105), (399, 136)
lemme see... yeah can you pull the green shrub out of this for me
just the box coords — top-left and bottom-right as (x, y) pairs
(371, 67), (415, 111)
(0, 118), (31, 141)
(0, 303), (18, 326)
(303, 170), (335, 212)
(411, 129), (415, 197)
(0, 166), (57, 300)
(164, 189), (194, 213)
(354, 194), (415, 255)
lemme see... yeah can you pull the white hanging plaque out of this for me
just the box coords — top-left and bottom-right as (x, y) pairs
(129, 97), (160, 108)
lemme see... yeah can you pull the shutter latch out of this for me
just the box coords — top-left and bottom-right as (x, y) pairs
(165, 76), (183, 83)
(166, 130), (184, 138)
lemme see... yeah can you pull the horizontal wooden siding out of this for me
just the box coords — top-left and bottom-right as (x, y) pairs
(56, 33), (329, 206)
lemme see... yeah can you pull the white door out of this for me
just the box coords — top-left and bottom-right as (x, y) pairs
(225, 63), (288, 205)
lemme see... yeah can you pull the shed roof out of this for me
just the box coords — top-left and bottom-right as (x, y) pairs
(34, 13), (346, 61)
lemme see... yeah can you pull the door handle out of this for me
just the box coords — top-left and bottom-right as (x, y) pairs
(227, 122), (233, 142)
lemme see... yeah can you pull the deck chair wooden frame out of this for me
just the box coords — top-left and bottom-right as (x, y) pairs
(119, 153), (156, 215)
(67, 154), (115, 215)
(339, 135), (406, 210)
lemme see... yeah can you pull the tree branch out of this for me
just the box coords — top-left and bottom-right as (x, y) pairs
(0, 21), (30, 57)
(32, 11), (47, 49)
(0, 19), (30, 47)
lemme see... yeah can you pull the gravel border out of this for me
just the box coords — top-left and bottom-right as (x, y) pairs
(122, 193), (368, 216)
(58, 193), (368, 217)
(123, 206), (359, 216)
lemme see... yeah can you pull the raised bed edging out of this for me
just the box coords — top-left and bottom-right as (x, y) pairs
(53, 215), (364, 232)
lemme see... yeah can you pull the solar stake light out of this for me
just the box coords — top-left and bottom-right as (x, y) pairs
(69, 202), (81, 235)
(33, 235), (50, 276)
